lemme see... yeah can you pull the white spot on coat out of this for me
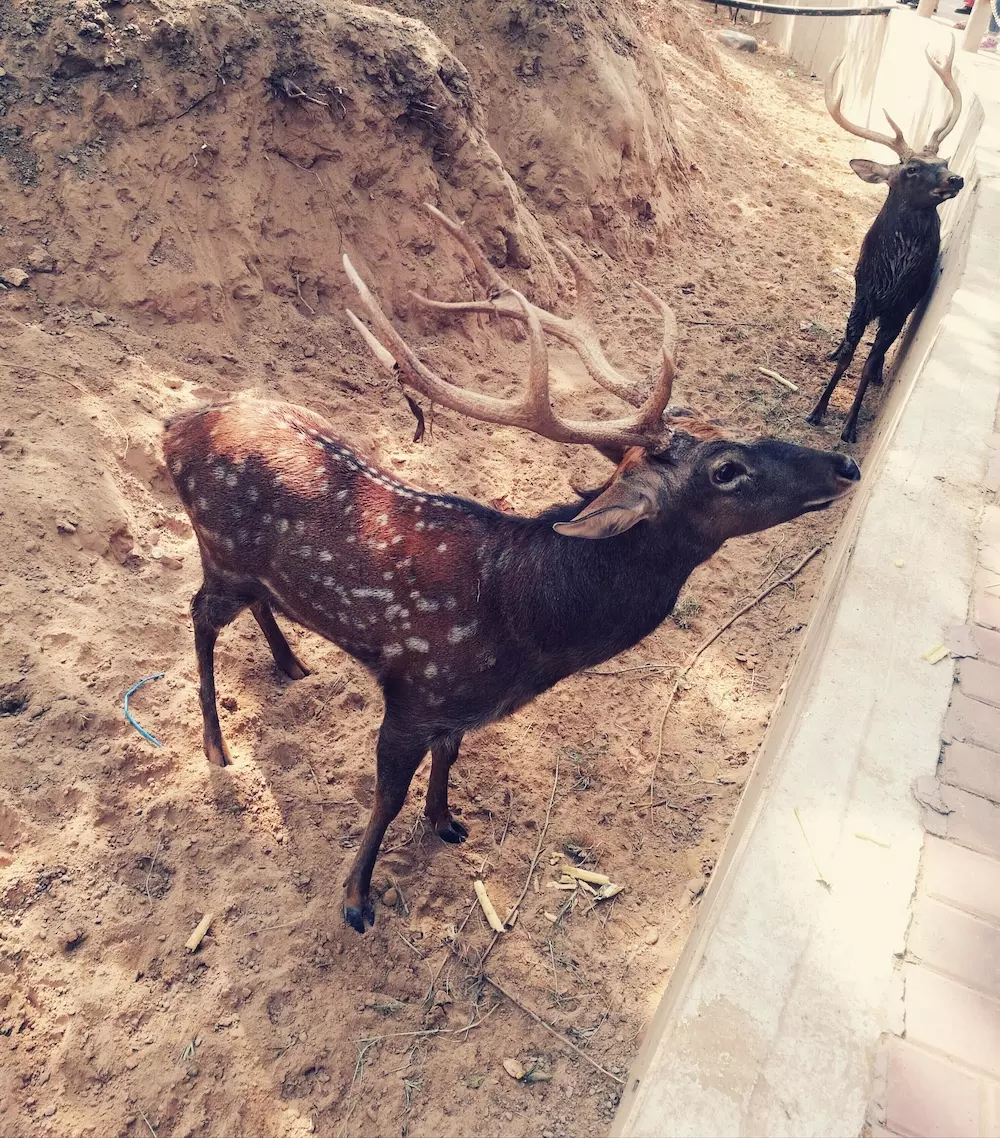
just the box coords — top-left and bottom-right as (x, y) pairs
(406, 637), (430, 653)
(448, 622), (478, 644)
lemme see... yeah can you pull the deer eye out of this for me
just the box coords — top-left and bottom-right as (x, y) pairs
(712, 461), (746, 486)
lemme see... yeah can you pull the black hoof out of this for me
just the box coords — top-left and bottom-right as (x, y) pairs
(343, 900), (375, 933)
(840, 426), (859, 445)
(437, 818), (469, 845)
(805, 412), (825, 428)
(870, 376), (884, 387)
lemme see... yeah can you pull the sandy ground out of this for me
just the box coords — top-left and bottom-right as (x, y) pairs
(0, 1), (889, 1135)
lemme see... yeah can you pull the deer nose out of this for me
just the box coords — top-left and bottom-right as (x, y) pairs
(835, 454), (861, 482)
(948, 174), (964, 190)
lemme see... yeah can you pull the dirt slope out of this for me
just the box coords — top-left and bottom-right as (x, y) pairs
(0, 2), (884, 1135)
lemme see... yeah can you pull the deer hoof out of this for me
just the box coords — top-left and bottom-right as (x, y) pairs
(805, 411), (826, 428)
(282, 658), (311, 680)
(205, 738), (231, 767)
(343, 900), (376, 933)
(437, 818), (469, 844)
(840, 424), (860, 445)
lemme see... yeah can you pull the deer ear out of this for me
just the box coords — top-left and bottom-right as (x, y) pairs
(553, 478), (658, 540)
(849, 159), (893, 184)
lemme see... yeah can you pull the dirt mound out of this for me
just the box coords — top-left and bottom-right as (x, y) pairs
(0, 1), (884, 1135)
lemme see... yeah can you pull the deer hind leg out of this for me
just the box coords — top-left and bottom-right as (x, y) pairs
(251, 601), (310, 680)
(841, 313), (907, 444)
(191, 580), (250, 767)
(343, 717), (427, 933)
(808, 305), (868, 427)
(424, 731), (468, 844)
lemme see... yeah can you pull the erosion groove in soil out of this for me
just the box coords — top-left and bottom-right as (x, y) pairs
(0, 1), (884, 1134)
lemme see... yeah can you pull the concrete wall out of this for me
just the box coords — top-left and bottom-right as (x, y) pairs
(611, 22), (1000, 1138)
(765, 8), (972, 166)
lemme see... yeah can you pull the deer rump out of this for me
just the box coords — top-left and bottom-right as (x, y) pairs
(166, 206), (861, 934)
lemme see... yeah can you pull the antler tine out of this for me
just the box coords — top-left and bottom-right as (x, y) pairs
(923, 40), (962, 155)
(413, 207), (675, 413)
(825, 51), (913, 160)
(552, 238), (597, 314)
(422, 203), (508, 297)
(344, 253), (675, 452)
(634, 283), (676, 424)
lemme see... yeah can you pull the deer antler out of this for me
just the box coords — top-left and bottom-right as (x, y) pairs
(343, 214), (691, 453)
(825, 51), (913, 161)
(410, 204), (675, 415)
(922, 40), (963, 156)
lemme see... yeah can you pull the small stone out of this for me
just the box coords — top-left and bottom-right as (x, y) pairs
(503, 1058), (525, 1080)
(27, 246), (55, 272)
(685, 876), (706, 901)
(0, 267), (29, 288)
(0, 67), (6, 78)
(160, 555), (183, 571)
(643, 927), (659, 946)
(302, 344), (316, 358)
(56, 519), (77, 534)
(67, 154), (79, 165)
(25, 540), (39, 553)
(186, 1065), (199, 1078)
(125, 1056), (139, 1070)
(716, 29), (758, 52)
(99, 743), (110, 755)
(62, 926), (86, 951)
(34, 94), (43, 105)
(382, 886), (398, 907)
(240, 986), (252, 999)
(90, 311), (109, 327)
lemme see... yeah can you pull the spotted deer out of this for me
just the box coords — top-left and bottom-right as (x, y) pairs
(807, 43), (964, 443)
(164, 205), (861, 933)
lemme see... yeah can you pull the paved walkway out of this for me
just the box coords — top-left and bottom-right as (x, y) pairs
(869, 445), (1000, 1138)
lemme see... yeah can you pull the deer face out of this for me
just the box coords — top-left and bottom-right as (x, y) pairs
(850, 156), (964, 208)
(553, 436), (861, 543)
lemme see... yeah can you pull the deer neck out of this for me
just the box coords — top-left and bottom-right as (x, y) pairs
(491, 506), (716, 673)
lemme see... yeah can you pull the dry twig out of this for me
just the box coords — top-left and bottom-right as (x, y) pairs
(484, 974), (624, 1085)
(649, 546), (824, 812)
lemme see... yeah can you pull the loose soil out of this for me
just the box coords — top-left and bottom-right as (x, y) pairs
(0, 2), (887, 1135)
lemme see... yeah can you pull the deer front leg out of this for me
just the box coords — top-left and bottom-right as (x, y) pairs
(841, 313), (906, 443)
(343, 719), (427, 933)
(425, 731), (468, 844)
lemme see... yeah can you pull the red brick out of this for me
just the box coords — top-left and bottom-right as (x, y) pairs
(923, 835), (1000, 923)
(909, 895), (1000, 996)
(884, 1037), (981, 1138)
(980, 506), (1000, 574)
(920, 782), (1000, 858)
(943, 691), (1000, 754)
(972, 624), (1000, 667)
(986, 1079), (1000, 1138)
(974, 566), (1000, 632)
(959, 659), (1000, 707)
(905, 963), (1000, 1074)
(941, 741), (1000, 803)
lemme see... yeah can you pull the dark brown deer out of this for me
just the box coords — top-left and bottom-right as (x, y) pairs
(164, 206), (861, 933)
(807, 43), (964, 443)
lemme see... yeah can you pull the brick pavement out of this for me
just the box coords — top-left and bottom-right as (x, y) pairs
(868, 469), (1000, 1137)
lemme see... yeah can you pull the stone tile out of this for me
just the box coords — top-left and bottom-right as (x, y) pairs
(922, 835), (1000, 924)
(972, 624), (1000, 667)
(959, 659), (1000, 707)
(909, 895), (1000, 996)
(985, 1079), (1000, 1138)
(884, 1037), (981, 1138)
(980, 505), (1000, 574)
(943, 691), (1000, 754)
(974, 566), (1000, 632)
(905, 963), (1000, 1075)
(941, 741), (1000, 803)
(919, 781), (1000, 857)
